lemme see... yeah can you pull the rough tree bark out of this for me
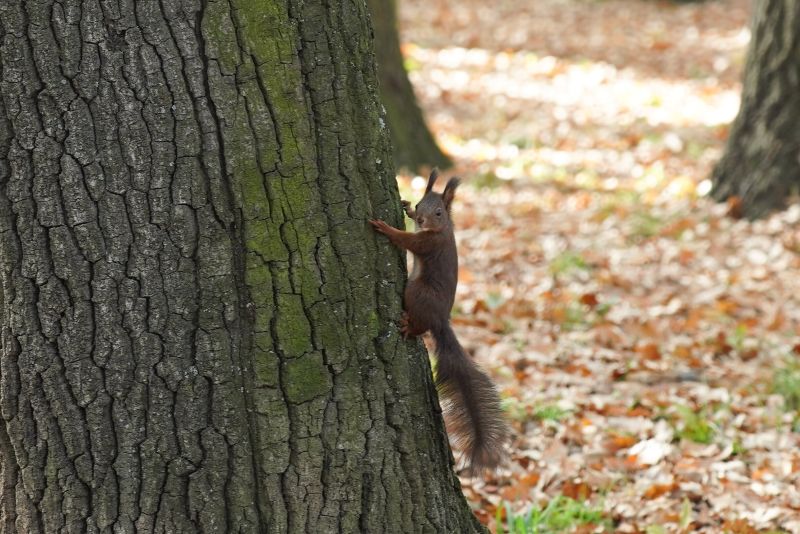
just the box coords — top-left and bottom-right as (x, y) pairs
(711, 0), (800, 218)
(367, 0), (452, 172)
(0, 1), (483, 532)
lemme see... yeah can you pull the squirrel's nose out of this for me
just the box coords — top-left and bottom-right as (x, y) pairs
(418, 217), (425, 225)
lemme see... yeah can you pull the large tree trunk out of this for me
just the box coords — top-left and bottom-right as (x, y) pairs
(711, 0), (800, 218)
(367, 0), (452, 172)
(0, 1), (483, 532)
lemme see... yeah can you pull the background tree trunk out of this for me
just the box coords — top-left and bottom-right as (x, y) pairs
(368, 0), (453, 172)
(0, 1), (483, 532)
(711, 0), (800, 218)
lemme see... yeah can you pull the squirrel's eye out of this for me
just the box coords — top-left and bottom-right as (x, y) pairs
(436, 209), (442, 216)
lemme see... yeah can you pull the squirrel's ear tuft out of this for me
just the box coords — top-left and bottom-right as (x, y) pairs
(425, 168), (440, 193)
(442, 177), (461, 210)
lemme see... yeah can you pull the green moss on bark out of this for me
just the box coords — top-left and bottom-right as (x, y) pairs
(283, 353), (333, 403)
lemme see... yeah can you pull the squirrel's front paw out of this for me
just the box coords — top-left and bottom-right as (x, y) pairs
(369, 219), (392, 234)
(400, 200), (415, 218)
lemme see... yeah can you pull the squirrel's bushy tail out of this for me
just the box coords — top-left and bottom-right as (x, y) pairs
(431, 323), (507, 472)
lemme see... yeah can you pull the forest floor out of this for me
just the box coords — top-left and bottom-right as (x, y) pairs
(398, 0), (800, 532)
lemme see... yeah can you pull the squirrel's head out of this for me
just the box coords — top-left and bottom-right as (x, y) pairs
(414, 169), (460, 232)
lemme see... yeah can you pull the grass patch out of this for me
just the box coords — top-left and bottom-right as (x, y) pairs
(554, 299), (612, 332)
(630, 211), (664, 238)
(727, 324), (748, 351)
(471, 170), (504, 189)
(533, 404), (572, 422)
(549, 251), (590, 277)
(673, 405), (715, 444)
(772, 359), (800, 412)
(500, 399), (572, 424)
(496, 496), (610, 534)
(485, 291), (508, 310)
(562, 302), (589, 331)
(501, 397), (529, 422)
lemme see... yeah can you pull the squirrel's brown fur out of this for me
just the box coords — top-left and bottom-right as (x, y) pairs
(370, 170), (507, 472)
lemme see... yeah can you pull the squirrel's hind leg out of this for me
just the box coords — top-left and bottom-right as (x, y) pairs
(399, 311), (426, 339)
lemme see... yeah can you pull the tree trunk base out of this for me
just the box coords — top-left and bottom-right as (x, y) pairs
(710, 0), (800, 219)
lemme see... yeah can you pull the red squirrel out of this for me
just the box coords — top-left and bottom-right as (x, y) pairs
(370, 170), (507, 472)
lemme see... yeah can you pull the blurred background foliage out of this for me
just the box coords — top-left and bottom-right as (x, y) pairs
(370, 0), (800, 531)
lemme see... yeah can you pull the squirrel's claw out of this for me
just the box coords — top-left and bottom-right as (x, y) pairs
(369, 219), (391, 234)
(399, 325), (411, 340)
(398, 312), (415, 339)
(400, 200), (415, 218)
